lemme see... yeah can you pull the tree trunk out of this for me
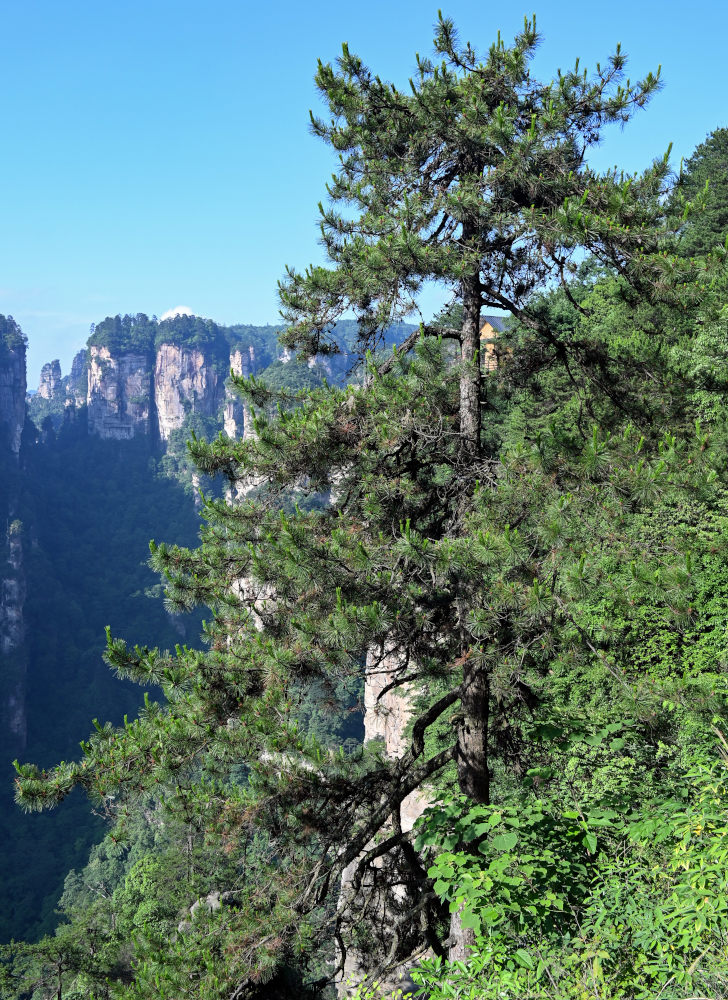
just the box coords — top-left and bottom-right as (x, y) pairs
(450, 267), (488, 962)
(456, 653), (490, 804)
(450, 655), (490, 961)
(455, 266), (487, 803)
(459, 270), (482, 460)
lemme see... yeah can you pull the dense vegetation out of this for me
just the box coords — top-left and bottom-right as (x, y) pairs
(670, 127), (728, 259)
(1, 321), (350, 947)
(0, 316), (26, 456)
(0, 316), (26, 357)
(84, 315), (384, 378)
(3, 14), (728, 1000)
(0, 415), (205, 944)
(86, 314), (281, 376)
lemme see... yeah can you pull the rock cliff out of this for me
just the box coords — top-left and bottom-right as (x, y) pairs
(38, 359), (62, 400)
(74, 315), (380, 446)
(0, 328), (27, 751)
(362, 646), (431, 831)
(337, 646), (432, 997)
(0, 523), (27, 751)
(87, 346), (154, 439)
(28, 351), (88, 430)
(224, 348), (252, 439)
(83, 340), (258, 445)
(0, 343), (26, 457)
(68, 349), (88, 404)
(154, 343), (223, 442)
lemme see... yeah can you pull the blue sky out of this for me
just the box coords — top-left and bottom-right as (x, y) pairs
(1, 0), (726, 385)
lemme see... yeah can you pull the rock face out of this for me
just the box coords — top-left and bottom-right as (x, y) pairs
(38, 359), (62, 400)
(85, 341), (235, 444)
(68, 349), (88, 404)
(87, 347), (154, 439)
(363, 646), (431, 832)
(0, 344), (26, 456)
(0, 524), (27, 751)
(79, 322), (365, 449)
(27, 351), (88, 429)
(0, 337), (27, 751)
(154, 344), (223, 442)
(224, 348), (250, 439)
(338, 646), (432, 996)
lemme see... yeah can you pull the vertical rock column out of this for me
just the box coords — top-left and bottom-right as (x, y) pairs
(154, 343), (221, 442)
(0, 339), (27, 751)
(363, 646), (432, 830)
(0, 523), (27, 751)
(337, 644), (433, 997)
(67, 349), (88, 407)
(224, 346), (258, 443)
(87, 347), (153, 439)
(0, 343), (26, 457)
(37, 359), (62, 400)
(225, 347), (263, 500)
(224, 348), (250, 440)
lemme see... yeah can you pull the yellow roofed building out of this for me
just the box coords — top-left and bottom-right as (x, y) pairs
(480, 314), (507, 370)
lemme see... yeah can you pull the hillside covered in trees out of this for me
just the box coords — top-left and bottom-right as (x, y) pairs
(0, 304), (414, 945)
(4, 15), (728, 1000)
(1, 314), (382, 945)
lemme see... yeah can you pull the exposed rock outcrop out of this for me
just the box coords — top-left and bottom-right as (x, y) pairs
(84, 341), (235, 445)
(154, 343), (223, 442)
(87, 347), (154, 439)
(337, 646), (432, 997)
(0, 344), (26, 456)
(38, 359), (62, 400)
(177, 889), (240, 934)
(0, 333), (27, 751)
(27, 351), (88, 431)
(67, 349), (88, 404)
(363, 647), (431, 832)
(0, 523), (27, 751)
(309, 353), (335, 379)
(224, 348), (251, 439)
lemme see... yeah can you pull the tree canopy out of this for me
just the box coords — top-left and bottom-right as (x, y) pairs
(0, 314), (27, 356)
(670, 127), (728, 257)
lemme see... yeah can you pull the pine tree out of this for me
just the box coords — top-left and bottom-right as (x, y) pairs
(275, 13), (680, 814)
(12, 16), (721, 997)
(669, 128), (728, 258)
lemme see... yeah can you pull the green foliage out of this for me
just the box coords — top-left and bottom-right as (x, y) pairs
(0, 418), (204, 945)
(85, 314), (287, 377)
(88, 313), (157, 354)
(224, 323), (282, 369)
(155, 314), (232, 375)
(256, 359), (327, 396)
(14, 322), (728, 992)
(0, 315), (26, 356)
(670, 128), (728, 258)
(385, 736), (728, 1000)
(160, 410), (226, 489)
(279, 13), (671, 359)
(26, 391), (67, 431)
(7, 17), (728, 1000)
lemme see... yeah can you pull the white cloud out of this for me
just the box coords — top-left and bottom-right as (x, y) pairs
(160, 305), (195, 321)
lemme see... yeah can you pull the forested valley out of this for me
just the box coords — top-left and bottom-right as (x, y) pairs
(2, 14), (728, 1000)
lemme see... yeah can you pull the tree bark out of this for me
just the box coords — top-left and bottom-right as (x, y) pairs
(451, 654), (490, 962)
(455, 265), (488, 804)
(456, 652), (490, 804)
(458, 269), (482, 460)
(451, 265), (488, 962)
